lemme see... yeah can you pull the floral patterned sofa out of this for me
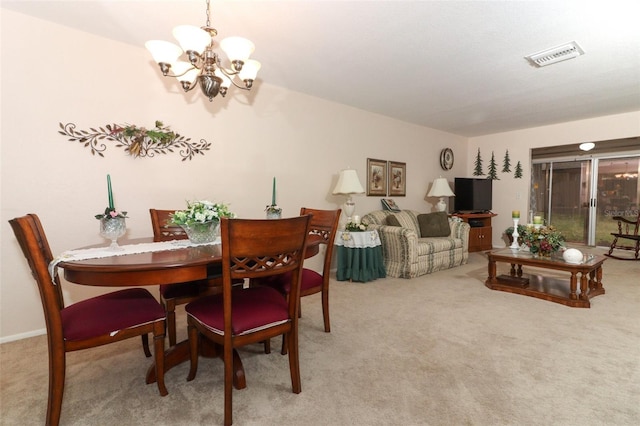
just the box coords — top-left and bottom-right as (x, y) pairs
(361, 209), (470, 278)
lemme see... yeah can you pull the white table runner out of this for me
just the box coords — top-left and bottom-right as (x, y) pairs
(48, 238), (221, 281)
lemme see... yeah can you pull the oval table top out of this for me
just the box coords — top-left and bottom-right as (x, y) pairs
(59, 235), (322, 287)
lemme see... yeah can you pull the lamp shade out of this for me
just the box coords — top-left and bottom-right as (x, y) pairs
(427, 177), (455, 197)
(332, 169), (365, 195)
(145, 40), (183, 65)
(171, 61), (199, 84)
(220, 36), (255, 64)
(172, 25), (211, 55)
(238, 59), (261, 81)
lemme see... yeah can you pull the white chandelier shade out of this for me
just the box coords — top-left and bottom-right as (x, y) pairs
(172, 25), (211, 55)
(145, 40), (183, 65)
(145, 0), (260, 102)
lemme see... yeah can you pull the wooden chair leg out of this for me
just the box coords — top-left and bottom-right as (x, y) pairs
(607, 236), (619, 257)
(186, 324), (199, 382)
(322, 288), (331, 333)
(153, 322), (168, 396)
(48, 347), (66, 426)
(141, 334), (151, 357)
(263, 339), (271, 354)
(280, 334), (288, 355)
(287, 330), (302, 394)
(223, 344), (234, 426)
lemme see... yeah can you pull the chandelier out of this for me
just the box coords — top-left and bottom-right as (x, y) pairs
(145, 0), (260, 101)
(615, 162), (638, 180)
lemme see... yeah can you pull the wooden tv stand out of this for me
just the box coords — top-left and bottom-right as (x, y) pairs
(451, 212), (497, 252)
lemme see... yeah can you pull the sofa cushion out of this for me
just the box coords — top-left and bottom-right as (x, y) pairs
(391, 211), (420, 234)
(386, 215), (401, 226)
(417, 212), (451, 237)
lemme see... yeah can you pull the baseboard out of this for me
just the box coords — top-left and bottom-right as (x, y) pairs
(0, 328), (46, 344)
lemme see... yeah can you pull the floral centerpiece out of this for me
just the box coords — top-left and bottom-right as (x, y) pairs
(345, 221), (369, 232)
(521, 224), (565, 257)
(170, 200), (235, 244)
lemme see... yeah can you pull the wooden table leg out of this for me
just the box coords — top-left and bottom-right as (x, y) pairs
(588, 266), (606, 297)
(146, 337), (247, 390)
(487, 258), (496, 283)
(579, 272), (589, 301)
(569, 272), (578, 300)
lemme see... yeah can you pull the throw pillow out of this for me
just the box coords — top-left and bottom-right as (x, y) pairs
(386, 215), (401, 227)
(417, 212), (451, 237)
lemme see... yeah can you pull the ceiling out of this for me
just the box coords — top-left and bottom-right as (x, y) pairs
(3, 0), (640, 137)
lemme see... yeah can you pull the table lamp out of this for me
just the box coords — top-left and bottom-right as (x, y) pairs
(332, 169), (365, 223)
(427, 177), (455, 212)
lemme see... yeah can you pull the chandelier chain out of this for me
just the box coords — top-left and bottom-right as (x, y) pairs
(205, 0), (211, 28)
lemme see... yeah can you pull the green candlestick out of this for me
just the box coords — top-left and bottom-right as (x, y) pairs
(107, 174), (114, 209)
(272, 177), (276, 206)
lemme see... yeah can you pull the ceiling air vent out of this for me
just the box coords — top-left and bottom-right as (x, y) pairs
(525, 41), (584, 68)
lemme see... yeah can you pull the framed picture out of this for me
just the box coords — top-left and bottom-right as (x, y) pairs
(381, 198), (401, 212)
(367, 158), (387, 196)
(388, 161), (406, 196)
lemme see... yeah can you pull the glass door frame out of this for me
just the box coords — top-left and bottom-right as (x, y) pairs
(532, 153), (639, 247)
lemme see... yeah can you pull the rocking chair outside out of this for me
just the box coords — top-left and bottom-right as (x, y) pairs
(605, 211), (640, 260)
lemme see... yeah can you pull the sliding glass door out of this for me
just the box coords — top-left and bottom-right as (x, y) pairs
(531, 155), (639, 246)
(595, 157), (640, 246)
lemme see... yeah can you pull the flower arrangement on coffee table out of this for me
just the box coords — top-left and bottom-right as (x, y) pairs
(521, 225), (565, 257)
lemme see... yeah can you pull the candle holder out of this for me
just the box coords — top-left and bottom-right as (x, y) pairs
(99, 217), (126, 251)
(510, 218), (520, 249)
(265, 205), (282, 219)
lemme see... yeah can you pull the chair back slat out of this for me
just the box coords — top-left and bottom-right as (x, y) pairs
(149, 209), (188, 242)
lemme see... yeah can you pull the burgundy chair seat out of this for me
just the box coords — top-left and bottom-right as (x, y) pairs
(61, 288), (166, 342)
(256, 268), (322, 293)
(186, 286), (289, 335)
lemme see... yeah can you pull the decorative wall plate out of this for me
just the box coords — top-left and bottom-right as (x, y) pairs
(440, 148), (454, 170)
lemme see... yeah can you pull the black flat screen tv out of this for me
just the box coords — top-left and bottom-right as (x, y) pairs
(453, 178), (493, 213)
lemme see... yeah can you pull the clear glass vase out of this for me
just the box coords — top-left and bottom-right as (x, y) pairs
(99, 217), (126, 251)
(179, 221), (220, 244)
(266, 208), (282, 219)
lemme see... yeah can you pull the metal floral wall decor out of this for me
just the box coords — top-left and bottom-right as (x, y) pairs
(58, 120), (210, 161)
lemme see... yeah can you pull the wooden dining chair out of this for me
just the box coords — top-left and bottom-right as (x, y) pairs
(150, 208), (224, 346)
(185, 215), (311, 426)
(9, 214), (167, 426)
(254, 208), (340, 353)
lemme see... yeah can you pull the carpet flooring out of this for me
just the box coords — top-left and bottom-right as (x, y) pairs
(1, 249), (639, 425)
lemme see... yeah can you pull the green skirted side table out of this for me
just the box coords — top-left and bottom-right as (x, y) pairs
(335, 230), (386, 282)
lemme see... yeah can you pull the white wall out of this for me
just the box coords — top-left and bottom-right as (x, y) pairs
(0, 10), (467, 340)
(3, 9), (638, 341)
(469, 111), (640, 247)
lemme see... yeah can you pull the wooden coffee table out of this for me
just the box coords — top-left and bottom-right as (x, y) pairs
(485, 248), (606, 308)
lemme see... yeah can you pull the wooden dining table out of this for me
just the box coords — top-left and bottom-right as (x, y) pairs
(58, 234), (322, 390)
